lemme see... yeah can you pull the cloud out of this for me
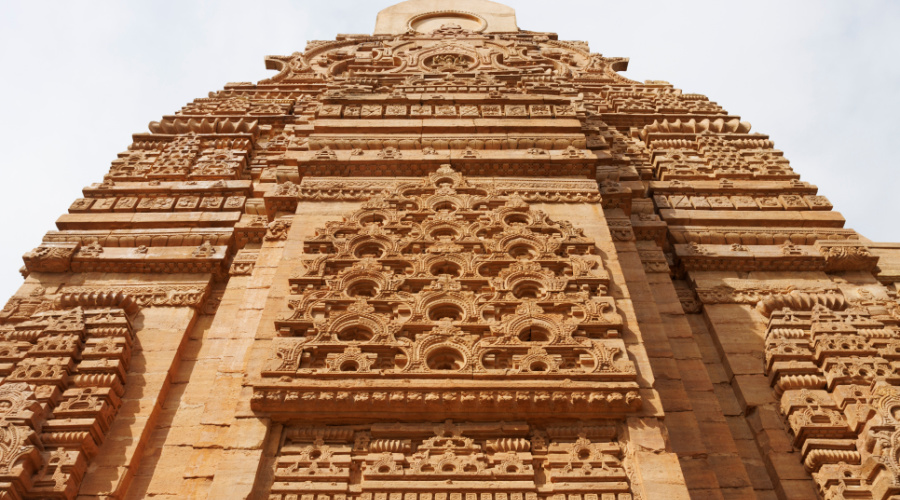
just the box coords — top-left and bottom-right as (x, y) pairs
(0, 0), (896, 301)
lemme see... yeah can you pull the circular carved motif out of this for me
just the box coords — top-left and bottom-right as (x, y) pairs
(409, 11), (487, 34)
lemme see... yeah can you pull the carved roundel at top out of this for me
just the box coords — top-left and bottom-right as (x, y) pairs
(409, 11), (487, 34)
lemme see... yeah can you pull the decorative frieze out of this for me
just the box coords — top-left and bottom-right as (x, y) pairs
(265, 421), (638, 500)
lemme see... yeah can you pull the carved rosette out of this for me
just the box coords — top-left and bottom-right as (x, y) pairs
(253, 166), (640, 417)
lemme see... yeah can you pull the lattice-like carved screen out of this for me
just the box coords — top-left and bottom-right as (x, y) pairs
(252, 166), (640, 419)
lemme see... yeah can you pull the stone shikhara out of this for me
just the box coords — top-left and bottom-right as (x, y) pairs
(1, 0), (899, 499)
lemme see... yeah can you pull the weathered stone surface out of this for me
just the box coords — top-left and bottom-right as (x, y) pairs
(3, 1), (899, 499)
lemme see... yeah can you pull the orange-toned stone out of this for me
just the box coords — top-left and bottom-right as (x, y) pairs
(2, 1), (898, 499)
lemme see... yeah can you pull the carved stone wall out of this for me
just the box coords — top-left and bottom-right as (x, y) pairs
(264, 421), (637, 500)
(254, 166), (639, 423)
(0, 279), (207, 499)
(0, 298), (134, 499)
(246, 163), (653, 497)
(3, 1), (900, 499)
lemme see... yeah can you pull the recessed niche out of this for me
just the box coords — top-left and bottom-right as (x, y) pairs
(339, 361), (359, 372)
(428, 303), (465, 321)
(512, 280), (544, 299)
(433, 176), (457, 188)
(347, 279), (381, 298)
(504, 213), (531, 225)
(433, 201), (459, 212)
(337, 325), (374, 342)
(358, 212), (387, 225)
(354, 243), (385, 259)
(518, 325), (551, 342)
(430, 261), (462, 277)
(529, 361), (549, 372)
(431, 227), (459, 240)
(508, 244), (538, 260)
(426, 347), (465, 371)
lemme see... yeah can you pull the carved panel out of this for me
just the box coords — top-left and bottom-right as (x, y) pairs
(0, 306), (134, 500)
(763, 306), (900, 498)
(265, 421), (637, 500)
(253, 166), (640, 417)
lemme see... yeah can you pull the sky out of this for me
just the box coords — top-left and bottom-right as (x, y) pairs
(0, 0), (898, 302)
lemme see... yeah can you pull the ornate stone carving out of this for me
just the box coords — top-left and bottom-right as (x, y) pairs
(22, 243), (80, 274)
(191, 239), (216, 258)
(293, 177), (602, 204)
(816, 240), (880, 272)
(265, 421), (636, 499)
(266, 218), (293, 241)
(229, 249), (260, 276)
(694, 279), (848, 317)
(0, 383), (43, 495)
(254, 166), (639, 416)
(57, 284), (209, 310)
(764, 305), (900, 498)
(0, 305), (134, 499)
(14, 1), (900, 496)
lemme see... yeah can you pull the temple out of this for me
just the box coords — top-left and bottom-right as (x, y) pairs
(2, 1), (900, 499)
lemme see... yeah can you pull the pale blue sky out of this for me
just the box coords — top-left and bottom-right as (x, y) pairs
(0, 0), (898, 301)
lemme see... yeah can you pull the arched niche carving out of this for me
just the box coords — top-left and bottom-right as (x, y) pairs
(261, 165), (641, 415)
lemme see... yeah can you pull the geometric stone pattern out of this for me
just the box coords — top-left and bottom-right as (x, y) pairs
(0, 304), (133, 500)
(254, 165), (640, 422)
(1, 1), (900, 499)
(252, 163), (643, 496)
(265, 421), (636, 500)
(764, 305), (900, 499)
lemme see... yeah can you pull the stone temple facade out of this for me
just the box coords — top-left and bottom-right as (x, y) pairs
(2, 1), (900, 499)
